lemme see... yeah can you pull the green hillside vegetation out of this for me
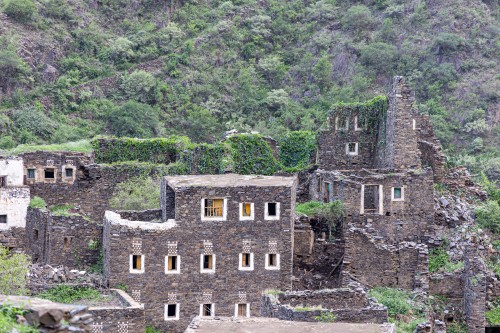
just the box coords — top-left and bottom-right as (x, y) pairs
(0, 0), (498, 176)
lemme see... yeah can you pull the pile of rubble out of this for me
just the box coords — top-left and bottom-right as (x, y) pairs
(434, 195), (475, 227)
(28, 264), (106, 291)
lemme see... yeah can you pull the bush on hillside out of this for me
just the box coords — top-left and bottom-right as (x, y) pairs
(3, 0), (36, 23)
(475, 200), (500, 233)
(106, 101), (160, 138)
(109, 177), (160, 211)
(0, 246), (30, 295)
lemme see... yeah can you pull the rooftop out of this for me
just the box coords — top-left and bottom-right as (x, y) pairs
(165, 174), (296, 189)
(185, 317), (395, 333)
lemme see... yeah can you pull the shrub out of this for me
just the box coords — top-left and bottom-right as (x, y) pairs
(433, 33), (465, 55)
(0, 305), (38, 333)
(3, 0), (36, 24)
(228, 134), (280, 175)
(279, 131), (316, 169)
(343, 5), (375, 36)
(0, 246), (30, 295)
(37, 285), (102, 304)
(296, 201), (324, 216)
(475, 200), (500, 234)
(50, 205), (78, 216)
(360, 42), (398, 74)
(0, 136), (16, 149)
(368, 287), (414, 316)
(12, 105), (55, 140)
(121, 70), (157, 103)
(109, 177), (160, 211)
(429, 248), (449, 273)
(314, 311), (336, 323)
(29, 196), (46, 209)
(296, 201), (343, 239)
(486, 306), (500, 325)
(106, 101), (160, 138)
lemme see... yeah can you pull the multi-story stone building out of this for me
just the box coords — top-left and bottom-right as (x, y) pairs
(103, 174), (297, 332)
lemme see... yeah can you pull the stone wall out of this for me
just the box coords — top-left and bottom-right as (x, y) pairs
(26, 208), (102, 267)
(343, 227), (429, 290)
(89, 289), (145, 333)
(464, 246), (487, 333)
(261, 285), (388, 324)
(104, 176), (297, 332)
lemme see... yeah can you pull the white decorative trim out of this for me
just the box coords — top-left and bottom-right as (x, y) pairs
(265, 253), (280, 270)
(391, 187), (405, 201)
(264, 202), (280, 220)
(129, 254), (145, 274)
(234, 303), (250, 318)
(165, 255), (181, 274)
(238, 253), (254, 271)
(201, 198), (227, 221)
(199, 303), (215, 317)
(239, 202), (254, 221)
(200, 254), (216, 274)
(346, 142), (359, 156)
(164, 303), (180, 321)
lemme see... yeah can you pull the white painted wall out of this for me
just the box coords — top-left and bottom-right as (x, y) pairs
(0, 187), (30, 230)
(0, 158), (24, 186)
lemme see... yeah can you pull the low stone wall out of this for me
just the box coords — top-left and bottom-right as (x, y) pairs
(117, 209), (162, 221)
(89, 289), (146, 333)
(261, 285), (388, 324)
(0, 294), (92, 332)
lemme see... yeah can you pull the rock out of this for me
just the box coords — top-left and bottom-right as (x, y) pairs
(439, 197), (449, 207)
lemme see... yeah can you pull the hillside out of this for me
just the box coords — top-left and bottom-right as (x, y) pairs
(0, 0), (498, 175)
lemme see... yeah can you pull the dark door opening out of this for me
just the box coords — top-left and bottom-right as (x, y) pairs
(363, 185), (380, 214)
(486, 328), (500, 333)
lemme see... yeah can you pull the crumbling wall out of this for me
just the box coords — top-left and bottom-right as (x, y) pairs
(464, 246), (487, 333)
(26, 208), (102, 267)
(343, 227), (429, 290)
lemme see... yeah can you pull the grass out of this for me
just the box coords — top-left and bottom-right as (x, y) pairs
(394, 317), (426, 333)
(4, 140), (92, 155)
(446, 322), (467, 333)
(369, 287), (416, 317)
(29, 196), (46, 209)
(36, 285), (102, 304)
(429, 247), (463, 273)
(296, 201), (324, 216)
(50, 205), (78, 217)
(145, 326), (163, 333)
(0, 305), (38, 333)
(486, 305), (500, 325)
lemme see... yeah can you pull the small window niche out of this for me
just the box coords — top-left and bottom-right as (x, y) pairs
(0, 215), (7, 224)
(0, 176), (6, 187)
(164, 304), (180, 321)
(335, 116), (348, 131)
(265, 253), (280, 270)
(202, 198), (227, 220)
(239, 202), (254, 221)
(200, 303), (215, 317)
(317, 176), (322, 193)
(130, 254), (145, 274)
(346, 142), (358, 156)
(165, 255), (180, 274)
(44, 168), (55, 179)
(34, 229), (39, 241)
(200, 254), (216, 273)
(412, 119), (417, 130)
(27, 169), (35, 179)
(235, 303), (250, 318)
(265, 202), (280, 220)
(238, 253), (254, 271)
(392, 187), (405, 201)
(323, 182), (331, 203)
(65, 168), (74, 178)
(63, 236), (73, 250)
(354, 116), (362, 131)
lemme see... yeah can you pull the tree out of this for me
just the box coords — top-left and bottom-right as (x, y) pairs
(3, 0), (36, 24)
(121, 70), (157, 103)
(0, 246), (30, 295)
(343, 5), (375, 38)
(0, 36), (31, 94)
(12, 105), (55, 141)
(107, 101), (160, 138)
(360, 42), (398, 74)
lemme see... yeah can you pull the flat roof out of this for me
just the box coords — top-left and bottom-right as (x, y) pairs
(185, 317), (394, 333)
(165, 174), (296, 188)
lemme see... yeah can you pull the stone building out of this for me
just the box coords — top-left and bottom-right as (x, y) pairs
(103, 174), (297, 332)
(0, 157), (30, 250)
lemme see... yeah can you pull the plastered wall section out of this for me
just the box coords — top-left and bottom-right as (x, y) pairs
(0, 158), (24, 186)
(0, 187), (30, 230)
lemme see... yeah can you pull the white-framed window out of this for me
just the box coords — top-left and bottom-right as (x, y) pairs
(238, 253), (254, 271)
(44, 168), (56, 180)
(346, 142), (358, 156)
(412, 119), (416, 130)
(265, 253), (280, 270)
(27, 168), (36, 179)
(239, 202), (254, 221)
(200, 254), (216, 273)
(392, 187), (405, 201)
(164, 303), (180, 321)
(234, 303), (250, 318)
(130, 254), (145, 274)
(201, 198), (227, 221)
(165, 255), (180, 274)
(200, 303), (215, 317)
(265, 202), (280, 220)
(354, 116), (362, 131)
(335, 116), (348, 131)
(64, 167), (74, 178)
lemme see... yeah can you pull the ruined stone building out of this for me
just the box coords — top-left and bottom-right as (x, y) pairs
(103, 174), (297, 332)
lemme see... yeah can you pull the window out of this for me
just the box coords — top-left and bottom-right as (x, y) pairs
(34, 229), (39, 240)
(412, 119), (416, 130)
(265, 202), (280, 220)
(202, 198), (226, 220)
(130, 254), (145, 274)
(392, 187), (404, 201)
(324, 182), (331, 203)
(0, 215), (6, 224)
(238, 253), (254, 271)
(201, 304), (214, 317)
(265, 253), (280, 270)
(354, 116), (362, 131)
(44, 169), (55, 179)
(335, 117), (348, 131)
(317, 176), (322, 193)
(164, 304), (179, 321)
(361, 185), (383, 215)
(27, 169), (35, 179)
(65, 168), (73, 178)
(235, 303), (250, 318)
(239, 202), (254, 221)
(165, 255), (180, 274)
(200, 254), (216, 273)
(346, 142), (358, 156)
(63, 236), (73, 249)
(0, 176), (6, 187)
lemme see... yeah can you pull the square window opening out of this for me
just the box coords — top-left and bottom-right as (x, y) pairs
(168, 256), (178, 271)
(267, 203), (277, 216)
(348, 143), (357, 153)
(242, 253), (251, 267)
(0, 215), (7, 224)
(394, 188), (402, 199)
(65, 168), (73, 178)
(336, 117), (348, 130)
(204, 199), (224, 217)
(132, 255), (142, 270)
(34, 229), (39, 240)
(27, 169), (35, 179)
(167, 304), (177, 318)
(44, 169), (55, 179)
(242, 203), (251, 217)
(203, 304), (212, 317)
(269, 254), (277, 267)
(203, 255), (213, 270)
